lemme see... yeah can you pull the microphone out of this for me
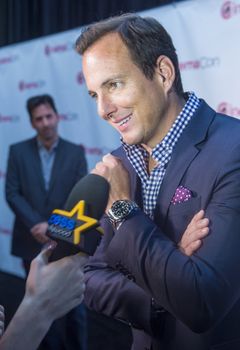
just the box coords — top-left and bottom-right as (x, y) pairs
(47, 174), (109, 258)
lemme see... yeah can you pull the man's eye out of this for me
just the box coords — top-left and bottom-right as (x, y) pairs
(89, 93), (97, 100)
(109, 81), (122, 90)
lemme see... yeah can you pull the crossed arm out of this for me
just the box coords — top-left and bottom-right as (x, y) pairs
(85, 154), (209, 334)
(88, 151), (240, 333)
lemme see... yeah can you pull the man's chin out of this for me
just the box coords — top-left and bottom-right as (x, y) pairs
(41, 132), (55, 140)
(122, 136), (140, 146)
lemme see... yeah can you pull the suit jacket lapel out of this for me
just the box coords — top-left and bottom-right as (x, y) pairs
(154, 100), (216, 225)
(30, 137), (46, 192)
(48, 138), (64, 192)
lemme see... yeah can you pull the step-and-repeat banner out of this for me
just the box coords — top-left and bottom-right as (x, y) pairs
(1, 0), (239, 277)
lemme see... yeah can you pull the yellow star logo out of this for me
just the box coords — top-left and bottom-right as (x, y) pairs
(53, 200), (100, 244)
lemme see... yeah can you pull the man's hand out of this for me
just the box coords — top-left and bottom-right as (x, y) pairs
(30, 222), (49, 244)
(179, 210), (209, 256)
(25, 243), (87, 322)
(0, 244), (87, 350)
(91, 154), (131, 211)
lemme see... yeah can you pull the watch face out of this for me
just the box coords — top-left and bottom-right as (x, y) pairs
(108, 200), (138, 223)
(112, 200), (131, 219)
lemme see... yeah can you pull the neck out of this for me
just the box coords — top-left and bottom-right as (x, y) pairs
(159, 93), (186, 142)
(144, 93), (186, 151)
(38, 136), (58, 150)
(147, 156), (157, 174)
(139, 144), (155, 174)
(142, 93), (186, 174)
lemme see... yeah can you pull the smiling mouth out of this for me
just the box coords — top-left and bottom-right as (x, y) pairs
(116, 115), (131, 127)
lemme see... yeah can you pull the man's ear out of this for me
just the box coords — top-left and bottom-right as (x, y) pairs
(155, 55), (175, 93)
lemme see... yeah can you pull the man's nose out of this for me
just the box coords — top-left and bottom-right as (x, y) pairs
(97, 95), (116, 120)
(42, 116), (50, 126)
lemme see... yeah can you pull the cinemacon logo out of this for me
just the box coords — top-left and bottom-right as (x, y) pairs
(179, 57), (220, 71)
(0, 170), (6, 179)
(217, 102), (240, 118)
(221, 1), (240, 19)
(0, 55), (18, 65)
(45, 42), (74, 56)
(0, 114), (20, 123)
(83, 145), (112, 156)
(77, 71), (85, 85)
(19, 80), (45, 91)
(59, 113), (78, 121)
(0, 227), (11, 236)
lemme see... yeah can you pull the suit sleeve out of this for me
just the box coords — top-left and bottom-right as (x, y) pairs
(84, 216), (162, 336)
(5, 146), (44, 228)
(106, 143), (240, 333)
(74, 145), (88, 180)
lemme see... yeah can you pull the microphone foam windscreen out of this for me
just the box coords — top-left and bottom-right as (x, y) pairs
(64, 173), (109, 219)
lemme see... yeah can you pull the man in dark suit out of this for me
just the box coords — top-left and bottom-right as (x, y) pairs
(5, 94), (87, 350)
(75, 14), (240, 350)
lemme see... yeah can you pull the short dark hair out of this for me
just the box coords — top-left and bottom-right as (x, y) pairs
(76, 13), (183, 95)
(26, 94), (57, 119)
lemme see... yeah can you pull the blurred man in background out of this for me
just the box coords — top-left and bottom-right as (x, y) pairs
(5, 94), (87, 350)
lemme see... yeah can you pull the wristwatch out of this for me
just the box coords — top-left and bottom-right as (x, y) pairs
(107, 200), (139, 227)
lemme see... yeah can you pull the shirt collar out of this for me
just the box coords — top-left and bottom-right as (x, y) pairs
(37, 137), (59, 152)
(121, 92), (200, 159)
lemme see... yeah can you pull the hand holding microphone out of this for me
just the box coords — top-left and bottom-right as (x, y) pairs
(47, 174), (109, 258)
(47, 155), (131, 258)
(0, 243), (87, 350)
(92, 153), (131, 211)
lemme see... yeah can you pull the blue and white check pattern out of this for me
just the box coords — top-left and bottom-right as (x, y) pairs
(122, 92), (200, 219)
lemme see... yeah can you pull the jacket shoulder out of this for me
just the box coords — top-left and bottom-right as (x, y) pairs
(211, 112), (240, 146)
(10, 137), (36, 152)
(60, 138), (84, 150)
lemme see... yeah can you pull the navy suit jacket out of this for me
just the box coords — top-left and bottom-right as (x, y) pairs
(5, 137), (87, 261)
(85, 100), (240, 350)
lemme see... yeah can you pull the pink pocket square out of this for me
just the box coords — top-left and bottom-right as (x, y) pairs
(171, 186), (192, 205)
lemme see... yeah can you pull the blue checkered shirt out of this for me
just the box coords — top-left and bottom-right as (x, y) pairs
(122, 92), (200, 219)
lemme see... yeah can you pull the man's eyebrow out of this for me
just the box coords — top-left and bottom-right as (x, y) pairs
(101, 75), (125, 88)
(88, 74), (126, 96)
